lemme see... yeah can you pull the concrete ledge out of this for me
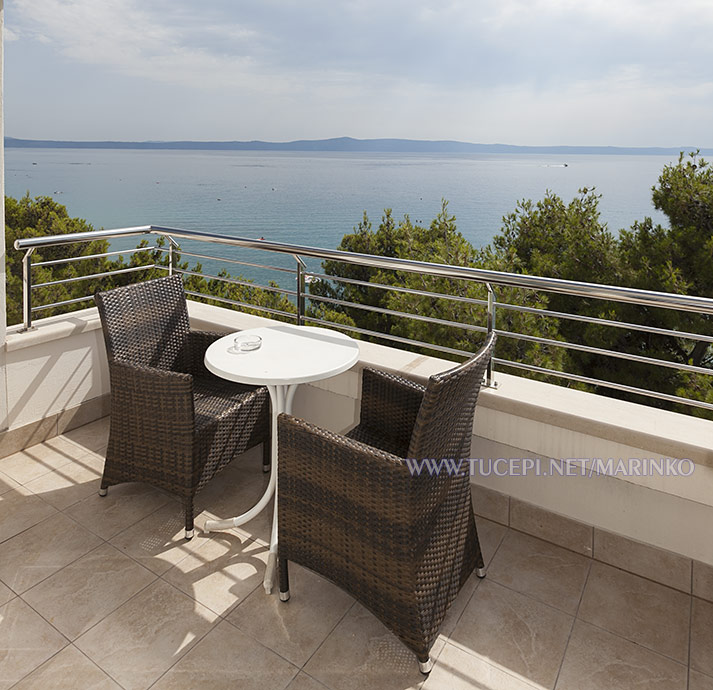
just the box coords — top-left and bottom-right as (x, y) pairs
(0, 394), (110, 459)
(6, 300), (712, 472)
(6, 300), (713, 468)
(5, 307), (103, 352)
(478, 371), (713, 470)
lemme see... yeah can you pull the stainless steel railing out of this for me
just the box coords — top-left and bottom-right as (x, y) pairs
(14, 224), (713, 412)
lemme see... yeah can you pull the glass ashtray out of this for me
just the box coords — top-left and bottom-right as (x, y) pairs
(229, 334), (262, 354)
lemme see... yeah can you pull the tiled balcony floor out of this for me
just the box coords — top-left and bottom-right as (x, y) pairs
(1, 417), (712, 690)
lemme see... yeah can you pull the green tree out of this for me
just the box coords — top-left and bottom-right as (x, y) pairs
(5, 194), (121, 326)
(312, 161), (713, 416)
(311, 200), (567, 374)
(5, 194), (296, 327)
(617, 152), (713, 413)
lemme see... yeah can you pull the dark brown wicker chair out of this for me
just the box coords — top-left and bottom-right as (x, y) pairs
(94, 275), (271, 539)
(277, 333), (496, 673)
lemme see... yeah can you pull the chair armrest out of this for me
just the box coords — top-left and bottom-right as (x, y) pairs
(109, 360), (195, 437)
(277, 413), (450, 557)
(357, 367), (425, 448)
(187, 330), (225, 377)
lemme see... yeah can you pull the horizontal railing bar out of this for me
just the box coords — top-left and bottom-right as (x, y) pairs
(33, 264), (156, 289)
(184, 291), (295, 320)
(176, 269), (296, 297)
(493, 358), (713, 411)
(31, 295), (95, 312)
(494, 300), (713, 344)
(301, 316), (474, 358)
(15, 225), (713, 315)
(494, 329), (713, 376)
(175, 250), (297, 275)
(32, 246), (158, 267)
(307, 293), (488, 333)
(307, 271), (490, 307)
(16, 226), (153, 248)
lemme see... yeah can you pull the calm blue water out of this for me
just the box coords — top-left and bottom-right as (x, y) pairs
(6, 148), (676, 285)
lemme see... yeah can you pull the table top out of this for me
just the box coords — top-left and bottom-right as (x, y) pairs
(204, 324), (360, 386)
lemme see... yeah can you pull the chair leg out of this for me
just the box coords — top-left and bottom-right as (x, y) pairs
(418, 655), (433, 674)
(98, 487), (108, 497)
(279, 558), (290, 601)
(184, 500), (194, 540)
(262, 439), (271, 474)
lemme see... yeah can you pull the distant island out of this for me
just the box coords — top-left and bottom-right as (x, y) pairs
(5, 136), (710, 156)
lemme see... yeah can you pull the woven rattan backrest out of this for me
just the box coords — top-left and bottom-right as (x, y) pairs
(95, 275), (191, 371)
(407, 333), (496, 462)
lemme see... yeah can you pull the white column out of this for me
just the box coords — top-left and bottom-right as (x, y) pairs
(0, 0), (8, 434)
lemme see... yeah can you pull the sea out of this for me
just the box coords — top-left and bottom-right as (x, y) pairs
(5, 148), (677, 287)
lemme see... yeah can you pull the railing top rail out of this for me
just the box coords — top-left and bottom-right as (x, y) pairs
(14, 224), (713, 315)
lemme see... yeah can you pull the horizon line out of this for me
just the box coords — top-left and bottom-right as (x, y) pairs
(5, 136), (710, 155)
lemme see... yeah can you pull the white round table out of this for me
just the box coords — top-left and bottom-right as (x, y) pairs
(204, 324), (360, 593)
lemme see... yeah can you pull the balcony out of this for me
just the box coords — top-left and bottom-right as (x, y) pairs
(1, 227), (712, 689)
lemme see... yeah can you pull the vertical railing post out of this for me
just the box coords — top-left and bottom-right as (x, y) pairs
(22, 248), (35, 331)
(486, 282), (497, 387)
(167, 236), (179, 276)
(294, 256), (306, 325)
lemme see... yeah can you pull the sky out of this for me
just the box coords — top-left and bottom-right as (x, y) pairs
(4, 0), (713, 146)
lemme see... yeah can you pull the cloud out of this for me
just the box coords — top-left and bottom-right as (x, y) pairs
(7, 0), (713, 144)
(12, 0), (713, 92)
(10, 0), (269, 91)
(4, 26), (20, 41)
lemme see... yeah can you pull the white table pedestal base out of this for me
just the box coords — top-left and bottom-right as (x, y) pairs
(204, 383), (297, 594)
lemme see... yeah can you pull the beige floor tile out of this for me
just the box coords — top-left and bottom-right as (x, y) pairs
(0, 471), (20, 496)
(477, 517), (508, 566)
(11, 645), (122, 690)
(23, 543), (157, 640)
(0, 598), (68, 690)
(228, 562), (354, 667)
(450, 578), (573, 689)
(555, 620), (687, 690)
(691, 597), (713, 677)
(578, 562), (690, 663)
(286, 672), (332, 690)
(0, 485), (58, 545)
(424, 641), (540, 690)
(61, 417), (111, 454)
(0, 512), (102, 593)
(439, 571), (483, 640)
(0, 437), (80, 485)
(75, 579), (219, 690)
(303, 603), (431, 690)
(690, 670), (713, 690)
(110, 501), (212, 575)
(487, 530), (591, 614)
(0, 580), (14, 607)
(65, 482), (170, 540)
(163, 531), (267, 616)
(151, 619), (298, 690)
(24, 457), (102, 511)
(71, 450), (108, 475)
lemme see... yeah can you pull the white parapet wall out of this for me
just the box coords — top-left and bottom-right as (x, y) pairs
(2, 300), (712, 567)
(1, 308), (110, 450)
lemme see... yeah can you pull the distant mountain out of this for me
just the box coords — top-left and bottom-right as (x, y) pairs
(5, 136), (710, 155)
